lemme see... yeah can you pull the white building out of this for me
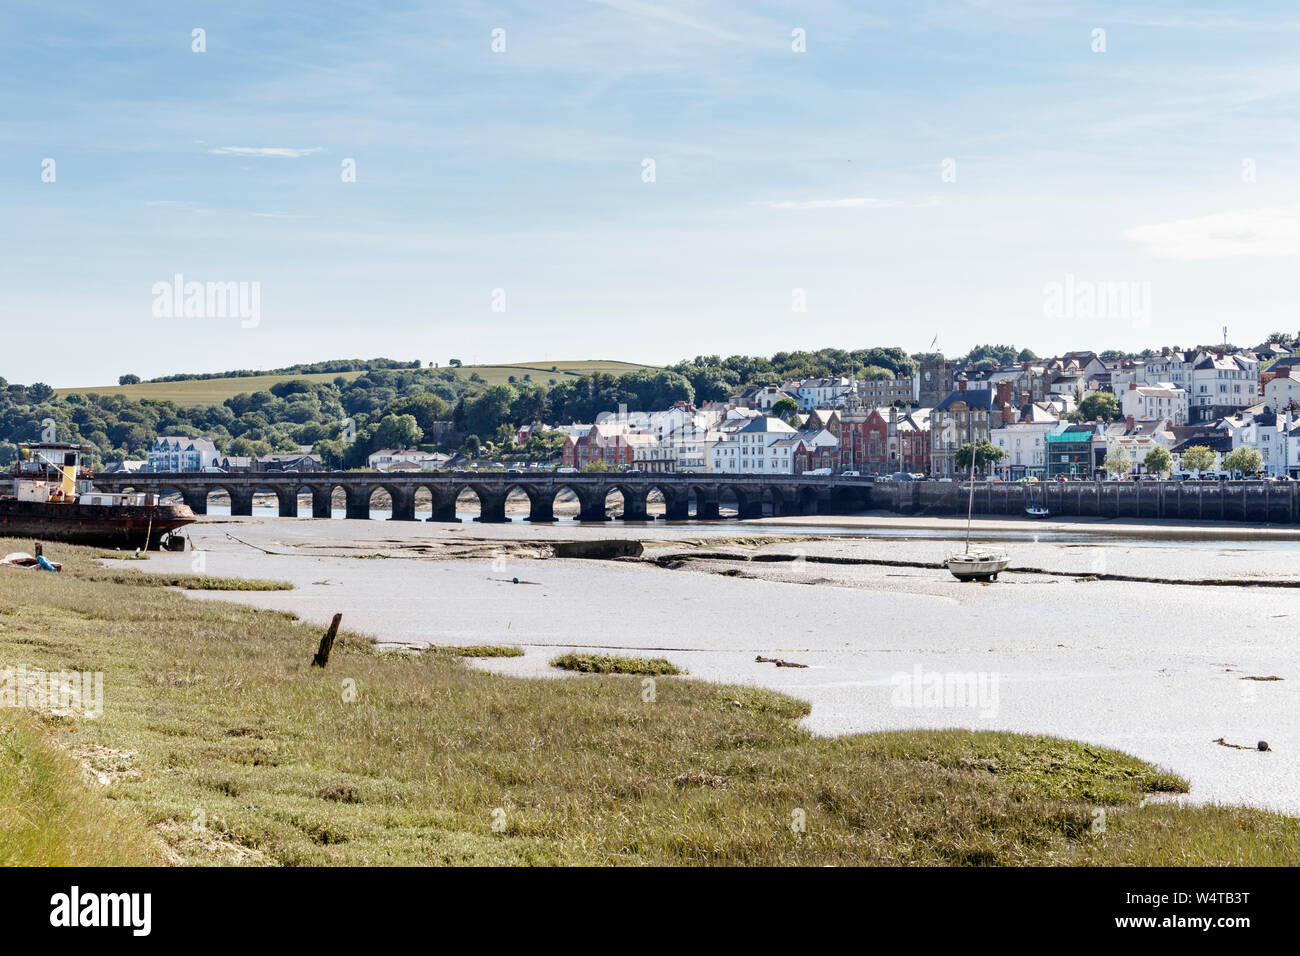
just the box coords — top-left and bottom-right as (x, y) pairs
(367, 448), (449, 471)
(148, 436), (219, 472)
(1264, 370), (1300, 412)
(1103, 419), (1176, 475)
(710, 417), (798, 473)
(1121, 382), (1188, 426)
(788, 376), (856, 411)
(989, 420), (1062, 477)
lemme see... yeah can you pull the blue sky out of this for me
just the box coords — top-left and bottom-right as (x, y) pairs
(3, 0), (1300, 386)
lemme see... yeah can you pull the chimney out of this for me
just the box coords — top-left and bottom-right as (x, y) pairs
(1002, 404), (1015, 426)
(1021, 361), (1030, 372)
(1279, 366), (1291, 379)
(996, 380), (1013, 408)
(1125, 414), (1135, 432)
(1129, 381), (1137, 390)
(958, 379), (967, 394)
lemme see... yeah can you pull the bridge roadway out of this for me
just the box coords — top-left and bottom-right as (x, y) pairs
(90, 470), (874, 523)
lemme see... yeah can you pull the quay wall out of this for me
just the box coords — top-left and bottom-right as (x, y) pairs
(873, 480), (1300, 523)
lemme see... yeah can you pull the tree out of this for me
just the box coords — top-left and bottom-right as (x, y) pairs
(1267, 332), (1294, 345)
(1076, 392), (1120, 422)
(1179, 444), (1217, 476)
(118, 374), (141, 385)
(1103, 449), (1133, 477)
(954, 439), (1008, 475)
(771, 397), (800, 422)
(371, 413), (423, 451)
(1144, 446), (1172, 476)
(1016, 348), (1038, 362)
(1223, 446), (1264, 477)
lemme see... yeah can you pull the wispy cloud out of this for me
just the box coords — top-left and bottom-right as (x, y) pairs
(1124, 205), (1300, 260)
(759, 197), (903, 211)
(208, 146), (324, 158)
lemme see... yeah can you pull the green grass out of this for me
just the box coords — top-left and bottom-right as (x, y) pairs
(449, 360), (658, 386)
(85, 570), (293, 591)
(55, 360), (658, 407)
(56, 370), (370, 406)
(0, 713), (166, 865)
(425, 645), (524, 658)
(551, 652), (684, 675)
(1, 542), (1298, 865)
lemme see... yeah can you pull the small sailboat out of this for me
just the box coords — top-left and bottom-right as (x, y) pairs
(1025, 499), (1050, 518)
(946, 454), (1009, 582)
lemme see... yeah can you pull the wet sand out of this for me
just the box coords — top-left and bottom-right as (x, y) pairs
(112, 513), (1300, 816)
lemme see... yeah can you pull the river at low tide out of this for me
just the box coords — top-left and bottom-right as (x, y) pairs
(120, 512), (1300, 816)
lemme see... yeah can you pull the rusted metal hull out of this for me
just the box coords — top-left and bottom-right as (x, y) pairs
(0, 500), (196, 549)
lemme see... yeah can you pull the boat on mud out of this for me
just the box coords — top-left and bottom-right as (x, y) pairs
(0, 443), (195, 550)
(945, 456), (1009, 582)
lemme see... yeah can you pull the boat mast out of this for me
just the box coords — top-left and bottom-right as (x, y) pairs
(965, 446), (976, 553)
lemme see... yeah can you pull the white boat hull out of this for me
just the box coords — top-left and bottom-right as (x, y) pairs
(946, 550), (1010, 582)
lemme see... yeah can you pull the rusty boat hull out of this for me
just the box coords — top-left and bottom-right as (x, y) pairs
(0, 499), (196, 549)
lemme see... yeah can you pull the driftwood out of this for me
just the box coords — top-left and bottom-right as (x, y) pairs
(312, 613), (343, 668)
(755, 655), (808, 669)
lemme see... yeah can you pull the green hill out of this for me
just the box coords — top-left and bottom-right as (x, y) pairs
(55, 360), (659, 407)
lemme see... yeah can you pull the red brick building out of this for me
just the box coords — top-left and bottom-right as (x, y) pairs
(560, 424), (641, 469)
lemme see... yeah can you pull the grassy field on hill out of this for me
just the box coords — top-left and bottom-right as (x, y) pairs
(54, 360), (659, 407)
(3, 539), (1298, 866)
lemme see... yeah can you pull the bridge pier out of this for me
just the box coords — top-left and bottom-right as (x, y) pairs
(655, 488), (688, 521)
(525, 489), (557, 523)
(229, 488), (254, 517)
(311, 486), (333, 518)
(694, 490), (721, 520)
(275, 488), (298, 518)
(426, 489), (461, 523)
(180, 488), (208, 515)
(570, 488), (607, 522)
(772, 487), (799, 516)
(344, 487), (370, 520)
(472, 489), (510, 523)
(388, 487), (417, 521)
(738, 500), (765, 519)
(615, 488), (648, 521)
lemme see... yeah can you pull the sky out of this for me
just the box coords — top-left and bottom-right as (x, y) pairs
(3, 0), (1300, 386)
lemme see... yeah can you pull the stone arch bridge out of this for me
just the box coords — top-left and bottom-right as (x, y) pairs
(91, 471), (874, 523)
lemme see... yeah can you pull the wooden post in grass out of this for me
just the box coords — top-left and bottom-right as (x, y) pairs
(312, 613), (343, 668)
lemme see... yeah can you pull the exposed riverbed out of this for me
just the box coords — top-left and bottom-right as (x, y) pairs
(107, 512), (1300, 816)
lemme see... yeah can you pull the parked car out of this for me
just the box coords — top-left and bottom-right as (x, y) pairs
(557, 467), (577, 473)
(841, 470), (861, 477)
(805, 467), (832, 476)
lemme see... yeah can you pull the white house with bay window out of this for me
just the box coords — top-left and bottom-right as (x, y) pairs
(148, 436), (219, 472)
